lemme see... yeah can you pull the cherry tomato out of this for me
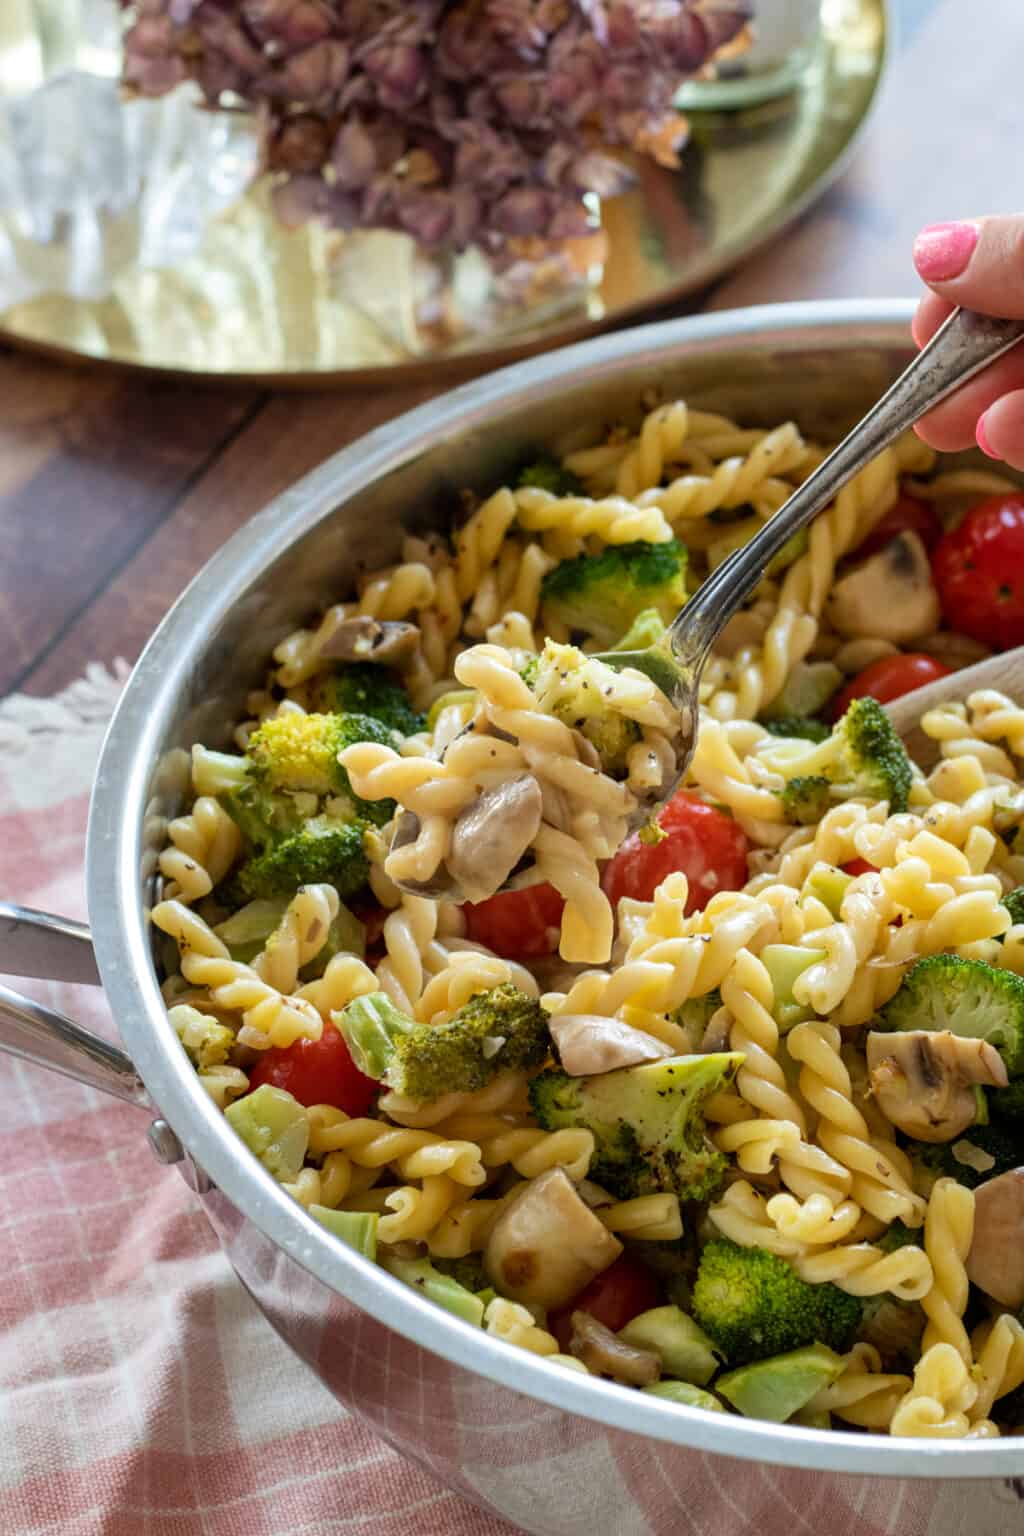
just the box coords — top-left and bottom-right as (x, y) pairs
(829, 653), (952, 721)
(602, 790), (749, 914)
(462, 882), (566, 959)
(841, 858), (877, 878)
(549, 1255), (662, 1351)
(856, 494), (943, 560)
(249, 1021), (378, 1114)
(932, 494), (1024, 649)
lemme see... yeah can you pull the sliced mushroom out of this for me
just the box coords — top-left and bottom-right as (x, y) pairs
(826, 532), (941, 644)
(447, 773), (543, 905)
(387, 811), (457, 898)
(318, 614), (421, 664)
(484, 1167), (623, 1309)
(866, 1029), (1008, 1143)
(549, 1014), (672, 1076)
(569, 1311), (661, 1386)
(701, 1006), (733, 1055)
(966, 1168), (1024, 1310)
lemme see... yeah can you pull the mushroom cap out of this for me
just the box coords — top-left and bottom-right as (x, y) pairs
(549, 1014), (672, 1076)
(826, 532), (940, 644)
(966, 1167), (1024, 1310)
(866, 1028), (1007, 1143)
(484, 1166), (622, 1310)
(319, 614), (420, 663)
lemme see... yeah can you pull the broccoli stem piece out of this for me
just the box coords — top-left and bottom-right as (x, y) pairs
(716, 1343), (843, 1422)
(310, 1206), (378, 1261)
(540, 539), (688, 648)
(618, 1306), (721, 1385)
(337, 984), (552, 1102)
(307, 665), (425, 739)
(516, 458), (585, 497)
(764, 696), (912, 815)
(643, 1380), (726, 1412)
(225, 1084), (309, 1183)
(529, 1053), (743, 1203)
(382, 1256), (486, 1326)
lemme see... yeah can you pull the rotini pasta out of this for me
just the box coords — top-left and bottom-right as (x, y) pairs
(155, 391), (1024, 1435)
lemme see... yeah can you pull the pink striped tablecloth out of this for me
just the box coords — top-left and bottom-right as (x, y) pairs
(0, 666), (514, 1536)
(2, 668), (1024, 1536)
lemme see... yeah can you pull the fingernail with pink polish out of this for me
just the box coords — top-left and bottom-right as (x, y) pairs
(913, 221), (979, 281)
(976, 410), (997, 459)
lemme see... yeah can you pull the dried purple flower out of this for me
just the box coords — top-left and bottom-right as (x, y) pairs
(120, 0), (754, 250)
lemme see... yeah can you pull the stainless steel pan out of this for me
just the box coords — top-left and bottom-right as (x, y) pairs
(4, 301), (1022, 1536)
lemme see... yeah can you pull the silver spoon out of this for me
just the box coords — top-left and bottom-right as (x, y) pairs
(393, 307), (1024, 899)
(602, 306), (1024, 790)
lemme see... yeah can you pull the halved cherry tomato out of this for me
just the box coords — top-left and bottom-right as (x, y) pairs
(549, 1255), (662, 1351)
(463, 882), (566, 960)
(856, 494), (943, 560)
(829, 653), (952, 721)
(841, 859), (876, 878)
(249, 1021), (378, 1114)
(932, 494), (1024, 649)
(602, 790), (749, 914)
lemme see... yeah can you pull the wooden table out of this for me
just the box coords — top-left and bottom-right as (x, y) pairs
(2, 0), (1018, 703)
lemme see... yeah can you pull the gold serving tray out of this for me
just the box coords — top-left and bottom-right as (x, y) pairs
(0, 0), (886, 387)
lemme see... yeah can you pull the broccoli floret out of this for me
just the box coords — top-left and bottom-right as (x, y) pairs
(248, 711), (394, 824)
(529, 1053), (743, 1203)
(876, 1220), (917, 1253)
(777, 774), (833, 825)
(169, 1003), (234, 1069)
(516, 458), (585, 497)
(1001, 885), (1024, 931)
(765, 696), (912, 815)
(909, 1124), (1024, 1190)
(540, 539), (687, 648)
(237, 815), (369, 902)
(431, 1253), (490, 1295)
(337, 983), (552, 1102)
(876, 954), (1024, 1076)
(526, 639), (642, 774)
(760, 716), (831, 744)
(307, 665), (425, 740)
(691, 1239), (862, 1365)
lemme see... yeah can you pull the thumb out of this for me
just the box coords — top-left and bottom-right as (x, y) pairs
(913, 214), (1024, 318)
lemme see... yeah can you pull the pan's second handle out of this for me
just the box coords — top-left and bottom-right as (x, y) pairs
(0, 902), (100, 985)
(0, 903), (147, 1106)
(0, 982), (149, 1107)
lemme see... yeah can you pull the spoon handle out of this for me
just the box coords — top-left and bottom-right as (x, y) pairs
(670, 306), (1024, 667)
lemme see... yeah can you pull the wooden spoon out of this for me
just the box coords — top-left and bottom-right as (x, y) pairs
(885, 646), (1024, 771)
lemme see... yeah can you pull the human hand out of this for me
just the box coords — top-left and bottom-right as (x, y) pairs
(911, 214), (1024, 469)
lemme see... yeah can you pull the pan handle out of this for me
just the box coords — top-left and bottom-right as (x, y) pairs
(0, 903), (148, 1107)
(0, 901), (102, 985)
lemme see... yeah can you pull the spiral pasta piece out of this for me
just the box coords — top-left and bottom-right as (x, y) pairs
(152, 900), (322, 1048)
(919, 1179), (974, 1364)
(439, 1113), (594, 1183)
(306, 1105), (485, 1186)
(158, 794), (242, 904)
(890, 1342), (980, 1438)
(252, 883), (340, 994)
(787, 1021), (926, 1228)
